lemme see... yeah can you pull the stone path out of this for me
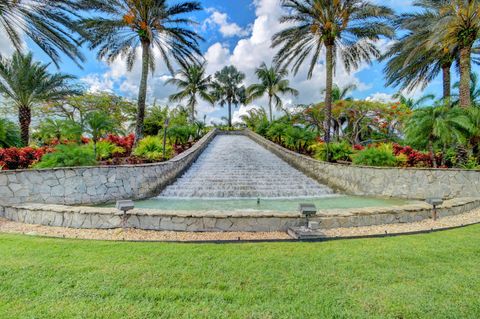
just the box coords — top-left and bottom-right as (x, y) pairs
(159, 135), (333, 198)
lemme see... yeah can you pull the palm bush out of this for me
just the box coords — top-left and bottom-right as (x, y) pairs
(0, 118), (21, 148)
(167, 125), (196, 145)
(352, 145), (398, 167)
(312, 141), (353, 162)
(90, 141), (125, 161)
(84, 111), (115, 160)
(266, 122), (289, 145)
(133, 136), (172, 161)
(36, 119), (83, 144)
(35, 144), (96, 168)
(283, 126), (316, 153)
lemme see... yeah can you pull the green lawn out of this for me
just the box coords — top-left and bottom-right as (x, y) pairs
(1, 227), (480, 319)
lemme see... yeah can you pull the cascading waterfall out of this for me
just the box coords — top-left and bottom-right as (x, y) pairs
(158, 135), (334, 199)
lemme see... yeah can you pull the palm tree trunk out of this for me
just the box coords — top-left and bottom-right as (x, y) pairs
(228, 101), (232, 127)
(18, 105), (31, 146)
(324, 44), (333, 144)
(268, 94), (273, 122)
(135, 40), (150, 144)
(428, 139), (437, 168)
(459, 46), (472, 107)
(442, 63), (451, 101)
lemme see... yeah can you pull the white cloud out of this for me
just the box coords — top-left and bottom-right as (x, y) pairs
(81, 73), (114, 93)
(203, 8), (249, 38)
(366, 92), (395, 103)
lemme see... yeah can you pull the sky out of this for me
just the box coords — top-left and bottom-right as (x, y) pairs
(1, 0), (475, 125)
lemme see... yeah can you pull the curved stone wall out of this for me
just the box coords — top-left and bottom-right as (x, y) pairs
(0, 129), (217, 206)
(245, 130), (480, 200)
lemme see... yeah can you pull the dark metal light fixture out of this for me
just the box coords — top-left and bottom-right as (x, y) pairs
(426, 198), (443, 221)
(116, 200), (134, 228)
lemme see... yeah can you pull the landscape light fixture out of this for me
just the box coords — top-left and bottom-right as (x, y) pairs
(299, 203), (317, 228)
(426, 198), (443, 221)
(116, 200), (134, 228)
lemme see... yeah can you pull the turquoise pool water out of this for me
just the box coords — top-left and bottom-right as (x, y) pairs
(122, 196), (411, 212)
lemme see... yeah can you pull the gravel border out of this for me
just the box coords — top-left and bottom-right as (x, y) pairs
(1, 208), (480, 242)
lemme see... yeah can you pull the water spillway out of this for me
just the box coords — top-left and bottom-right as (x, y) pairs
(158, 135), (334, 199)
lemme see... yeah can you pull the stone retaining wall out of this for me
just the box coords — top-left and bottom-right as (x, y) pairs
(1, 198), (478, 232)
(245, 130), (480, 200)
(0, 129), (217, 206)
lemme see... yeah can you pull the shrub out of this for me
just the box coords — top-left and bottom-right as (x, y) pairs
(352, 145), (398, 167)
(90, 141), (125, 161)
(167, 125), (196, 145)
(266, 122), (288, 144)
(0, 146), (52, 170)
(393, 144), (432, 167)
(100, 133), (135, 155)
(133, 136), (173, 161)
(312, 141), (354, 162)
(0, 119), (21, 148)
(283, 126), (316, 153)
(34, 144), (96, 168)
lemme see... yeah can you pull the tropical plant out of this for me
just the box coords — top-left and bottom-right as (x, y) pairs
(266, 122), (288, 144)
(0, 146), (51, 170)
(240, 108), (269, 134)
(212, 65), (246, 127)
(393, 93), (435, 110)
(453, 73), (480, 106)
(167, 62), (215, 122)
(352, 144), (398, 167)
(246, 63), (298, 122)
(84, 111), (115, 160)
(312, 141), (353, 162)
(0, 118), (21, 148)
(133, 135), (172, 161)
(272, 0), (394, 145)
(282, 126), (316, 153)
(81, 0), (203, 142)
(34, 144), (96, 168)
(36, 119), (83, 144)
(421, 0), (480, 107)
(167, 125), (196, 145)
(323, 84), (357, 102)
(405, 105), (473, 167)
(0, 52), (79, 146)
(0, 0), (85, 66)
(90, 140), (125, 161)
(382, 8), (456, 100)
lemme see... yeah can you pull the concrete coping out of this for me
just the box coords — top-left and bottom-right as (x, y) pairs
(5, 197), (479, 219)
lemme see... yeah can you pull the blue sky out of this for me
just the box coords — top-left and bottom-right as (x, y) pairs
(2, 0), (476, 124)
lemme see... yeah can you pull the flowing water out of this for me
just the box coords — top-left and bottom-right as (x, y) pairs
(158, 135), (334, 199)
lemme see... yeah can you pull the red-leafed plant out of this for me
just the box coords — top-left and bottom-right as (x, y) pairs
(393, 144), (437, 167)
(0, 146), (54, 170)
(100, 133), (135, 156)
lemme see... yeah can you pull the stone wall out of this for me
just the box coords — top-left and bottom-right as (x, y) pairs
(1, 198), (478, 231)
(245, 130), (480, 200)
(0, 129), (217, 205)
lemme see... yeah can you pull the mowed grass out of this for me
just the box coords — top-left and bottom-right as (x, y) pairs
(1, 226), (480, 319)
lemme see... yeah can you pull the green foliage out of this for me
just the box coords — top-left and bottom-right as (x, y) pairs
(167, 125), (196, 145)
(312, 141), (354, 162)
(90, 141), (125, 161)
(352, 145), (398, 167)
(266, 122), (288, 144)
(283, 126), (316, 153)
(133, 136), (172, 161)
(35, 119), (83, 144)
(34, 144), (96, 168)
(0, 118), (21, 148)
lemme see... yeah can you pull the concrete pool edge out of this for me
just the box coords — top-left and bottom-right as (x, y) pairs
(1, 197), (479, 232)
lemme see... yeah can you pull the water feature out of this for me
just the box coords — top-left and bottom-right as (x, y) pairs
(158, 135), (333, 199)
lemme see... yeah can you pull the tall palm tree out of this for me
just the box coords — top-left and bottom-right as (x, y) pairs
(246, 63), (298, 122)
(405, 105), (472, 167)
(166, 62), (215, 123)
(212, 65), (246, 127)
(422, 0), (480, 107)
(453, 72), (480, 106)
(0, 0), (85, 67)
(81, 0), (203, 142)
(324, 83), (357, 102)
(382, 9), (456, 100)
(272, 0), (394, 145)
(0, 52), (79, 145)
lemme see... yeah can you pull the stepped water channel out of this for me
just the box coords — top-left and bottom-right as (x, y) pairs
(158, 135), (334, 199)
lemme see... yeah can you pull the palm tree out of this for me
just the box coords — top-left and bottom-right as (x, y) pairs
(0, 52), (79, 145)
(85, 111), (115, 160)
(453, 72), (480, 106)
(246, 63), (298, 122)
(166, 62), (215, 123)
(323, 83), (357, 102)
(0, 0), (85, 67)
(382, 9), (456, 100)
(405, 105), (472, 167)
(272, 0), (394, 145)
(422, 0), (480, 107)
(81, 0), (203, 142)
(212, 65), (246, 127)
(393, 92), (435, 110)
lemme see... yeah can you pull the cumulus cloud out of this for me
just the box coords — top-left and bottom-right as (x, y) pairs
(203, 8), (250, 38)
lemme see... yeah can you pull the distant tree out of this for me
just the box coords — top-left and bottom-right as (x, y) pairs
(212, 66), (246, 127)
(167, 62), (215, 122)
(246, 63), (298, 122)
(393, 93), (435, 110)
(84, 111), (115, 159)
